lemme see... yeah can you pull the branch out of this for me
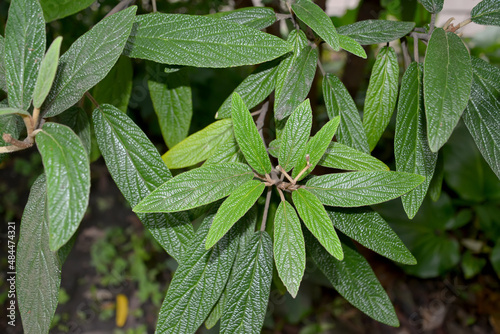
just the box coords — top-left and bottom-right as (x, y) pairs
(85, 91), (100, 108)
(260, 187), (273, 232)
(104, 0), (135, 18)
(401, 37), (411, 69)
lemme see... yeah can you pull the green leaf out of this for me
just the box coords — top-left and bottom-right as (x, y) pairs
(396, 63), (437, 219)
(337, 20), (415, 45)
(461, 251), (486, 279)
(149, 70), (192, 148)
(163, 119), (233, 169)
(35, 122), (90, 251)
(424, 28), (472, 152)
(5, 0), (45, 110)
(292, 0), (340, 51)
(33, 36), (62, 109)
(57, 107), (91, 155)
(0, 112), (24, 162)
(305, 171), (425, 207)
(208, 7), (277, 30)
(0, 35), (7, 92)
(156, 208), (239, 334)
(204, 137), (246, 166)
(338, 34), (366, 58)
(274, 200), (306, 297)
(429, 153), (444, 201)
(418, 0), (444, 13)
(292, 117), (340, 181)
(134, 162), (254, 213)
(232, 92), (272, 175)
(326, 207), (416, 264)
(220, 231), (273, 334)
(363, 46), (399, 152)
(306, 233), (399, 327)
(319, 142), (388, 171)
(471, 0), (500, 26)
(0, 107), (30, 116)
(274, 30), (318, 120)
(268, 138), (280, 158)
(39, 0), (95, 22)
(93, 56), (133, 113)
(292, 188), (343, 260)
(206, 180), (265, 249)
(42, 7), (137, 117)
(124, 13), (291, 68)
(462, 57), (500, 179)
(279, 99), (312, 172)
(17, 175), (61, 334)
(216, 60), (279, 119)
(93, 104), (194, 261)
(322, 74), (369, 153)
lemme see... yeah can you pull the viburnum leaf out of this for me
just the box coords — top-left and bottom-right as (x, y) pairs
(337, 20), (415, 45)
(204, 136), (245, 166)
(338, 34), (367, 58)
(208, 7), (277, 30)
(319, 142), (389, 171)
(418, 0), (444, 13)
(39, 0), (95, 22)
(33, 36), (62, 109)
(93, 56), (133, 113)
(471, 0), (500, 26)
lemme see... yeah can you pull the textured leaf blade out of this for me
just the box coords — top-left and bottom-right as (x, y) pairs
(208, 7), (277, 30)
(319, 142), (389, 171)
(471, 0), (500, 26)
(36, 123), (90, 251)
(93, 104), (194, 261)
(58, 107), (91, 155)
(292, 188), (343, 260)
(0, 35), (6, 92)
(424, 28), (472, 152)
(337, 20), (415, 45)
(0, 112), (24, 162)
(40, 0), (95, 22)
(93, 56), (133, 113)
(305, 171), (425, 207)
(42, 7), (137, 117)
(363, 46), (399, 152)
(338, 34), (366, 58)
(0, 107), (30, 116)
(33, 36), (62, 108)
(418, 0), (444, 13)
(204, 137), (246, 166)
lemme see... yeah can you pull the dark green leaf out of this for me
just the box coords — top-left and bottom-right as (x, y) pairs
(461, 251), (486, 279)
(204, 137), (246, 166)
(33, 36), (62, 108)
(319, 142), (389, 171)
(491, 241), (500, 278)
(429, 153), (444, 201)
(338, 35), (366, 58)
(337, 20), (415, 45)
(0, 35), (6, 92)
(208, 7), (277, 30)
(471, 0), (500, 26)
(418, 0), (444, 13)
(39, 0), (95, 22)
(57, 107), (91, 155)
(93, 56), (133, 113)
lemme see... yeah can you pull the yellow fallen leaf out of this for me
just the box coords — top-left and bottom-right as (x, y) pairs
(116, 294), (128, 327)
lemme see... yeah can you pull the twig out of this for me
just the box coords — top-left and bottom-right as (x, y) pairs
(401, 37), (411, 69)
(277, 187), (285, 202)
(260, 187), (273, 232)
(443, 17), (455, 30)
(276, 13), (292, 21)
(32, 107), (41, 129)
(85, 91), (100, 108)
(293, 155), (312, 182)
(414, 34), (419, 63)
(317, 59), (326, 76)
(255, 101), (269, 145)
(430, 13), (436, 34)
(104, 0), (135, 18)
(152, 0), (157, 12)
(276, 165), (295, 184)
(2, 134), (32, 148)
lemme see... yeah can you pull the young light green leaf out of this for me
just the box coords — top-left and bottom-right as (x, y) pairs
(232, 92), (272, 175)
(0, 35), (7, 92)
(133, 162), (254, 213)
(323, 74), (369, 153)
(156, 209), (239, 334)
(42, 7), (137, 117)
(319, 142), (389, 171)
(33, 36), (62, 108)
(396, 63), (437, 219)
(5, 0), (45, 110)
(336, 20), (415, 45)
(279, 99), (312, 172)
(471, 0), (500, 26)
(93, 104), (194, 261)
(462, 57), (500, 179)
(163, 119), (233, 169)
(292, 188), (343, 260)
(39, 0), (95, 22)
(149, 70), (192, 149)
(0, 107), (30, 117)
(58, 107), (91, 155)
(204, 137), (246, 166)
(306, 232), (399, 327)
(124, 13), (291, 68)
(208, 7), (277, 30)
(338, 34), (367, 58)
(274, 200), (306, 298)
(93, 56), (133, 113)
(424, 28), (472, 152)
(206, 180), (265, 249)
(305, 171), (425, 207)
(363, 46), (399, 152)
(220, 231), (273, 334)
(36, 122), (90, 251)
(291, 0), (340, 51)
(326, 207), (416, 264)
(418, 0), (444, 13)
(292, 116), (340, 181)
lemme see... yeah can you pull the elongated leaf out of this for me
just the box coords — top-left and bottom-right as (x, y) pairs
(206, 180), (265, 249)
(396, 63), (437, 218)
(337, 20), (415, 45)
(42, 7), (137, 117)
(93, 56), (133, 113)
(17, 175), (61, 334)
(323, 74), (369, 153)
(33, 36), (62, 108)
(204, 137), (245, 166)
(36, 123), (90, 251)
(5, 0), (45, 110)
(134, 162), (254, 213)
(471, 0), (500, 26)
(0, 107), (30, 116)
(462, 57), (500, 179)
(156, 209), (239, 334)
(209, 7), (277, 30)
(292, 0), (340, 51)
(292, 117), (340, 180)
(363, 46), (399, 152)
(305, 171), (425, 207)
(418, 0), (444, 13)
(306, 232), (399, 327)
(326, 207), (416, 264)
(58, 107), (91, 155)
(338, 35), (366, 58)
(0, 35), (7, 92)
(93, 104), (194, 261)
(216, 60), (279, 119)
(124, 13), (291, 68)
(274, 200), (306, 297)
(424, 28), (472, 152)
(232, 92), (272, 175)
(221, 231), (273, 334)
(279, 99), (312, 172)
(40, 0), (95, 22)
(292, 188), (343, 260)
(319, 142), (389, 171)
